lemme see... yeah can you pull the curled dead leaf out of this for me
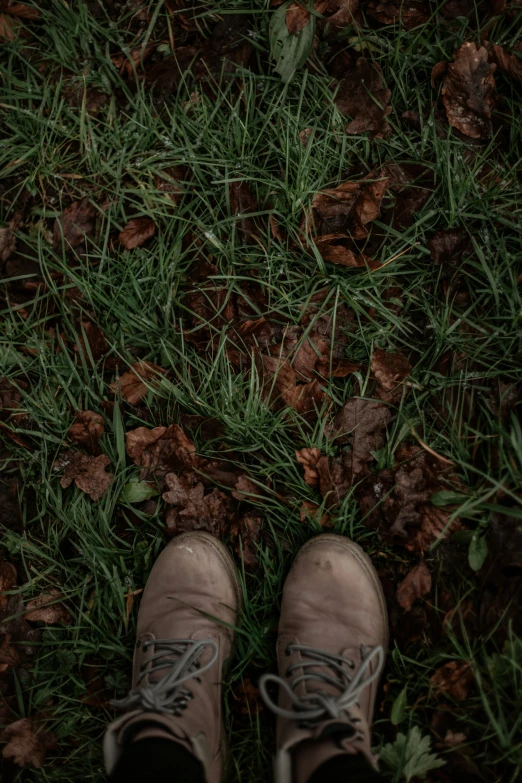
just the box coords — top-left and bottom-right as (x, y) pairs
(396, 561), (432, 611)
(119, 217), (157, 250)
(371, 348), (412, 403)
(109, 361), (167, 406)
(125, 424), (203, 478)
(25, 589), (71, 625)
(67, 410), (104, 454)
(163, 472), (232, 537)
(295, 447), (321, 486)
(54, 450), (113, 502)
(488, 42), (522, 81)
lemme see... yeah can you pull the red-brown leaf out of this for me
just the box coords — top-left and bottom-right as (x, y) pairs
(396, 561), (432, 611)
(109, 361), (167, 406)
(2, 718), (57, 769)
(118, 217), (157, 250)
(67, 410), (104, 454)
(335, 57), (392, 139)
(53, 198), (97, 250)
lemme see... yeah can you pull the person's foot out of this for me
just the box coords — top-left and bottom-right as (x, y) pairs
(260, 534), (388, 783)
(104, 532), (241, 783)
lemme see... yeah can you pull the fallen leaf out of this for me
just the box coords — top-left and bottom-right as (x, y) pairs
(428, 228), (470, 266)
(231, 474), (262, 502)
(299, 500), (331, 527)
(357, 446), (464, 551)
(73, 321), (108, 362)
(396, 561), (432, 611)
(25, 589), (71, 625)
(53, 198), (97, 250)
(230, 513), (262, 567)
(109, 361), (167, 406)
(371, 348), (412, 403)
(443, 730), (467, 747)
(329, 398), (391, 478)
(4, 4), (40, 20)
(231, 676), (264, 717)
(2, 717), (57, 768)
(366, 0), (429, 28)
(381, 162), (433, 228)
(431, 60), (448, 88)
(229, 180), (259, 238)
(257, 354), (329, 418)
(118, 217), (157, 250)
(67, 410), (104, 454)
(0, 226), (16, 262)
(54, 450), (113, 502)
(299, 127), (313, 146)
(0, 377), (26, 421)
(163, 472), (232, 537)
(0, 12), (20, 41)
(0, 633), (20, 671)
(154, 165), (189, 204)
(311, 172), (389, 239)
(488, 42), (522, 80)
(441, 42), (496, 139)
(431, 661), (474, 701)
(0, 561), (17, 613)
(285, 0), (329, 34)
(295, 447), (321, 486)
(335, 57), (392, 138)
(125, 424), (204, 478)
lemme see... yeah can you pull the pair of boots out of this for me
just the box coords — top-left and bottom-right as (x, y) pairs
(104, 533), (388, 783)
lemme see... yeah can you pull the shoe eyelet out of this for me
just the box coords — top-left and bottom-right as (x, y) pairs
(136, 640), (141, 649)
(285, 646), (291, 657)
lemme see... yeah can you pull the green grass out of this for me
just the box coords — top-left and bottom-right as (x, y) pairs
(1, 1), (522, 781)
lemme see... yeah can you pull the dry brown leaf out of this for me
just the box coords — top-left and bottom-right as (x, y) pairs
(0, 633), (20, 671)
(6, 4), (40, 20)
(442, 42), (496, 139)
(0, 12), (20, 40)
(329, 398), (391, 478)
(73, 321), (108, 362)
(0, 561), (17, 613)
(428, 228), (470, 266)
(53, 198), (97, 250)
(118, 217), (157, 250)
(2, 717), (57, 768)
(311, 174), (389, 239)
(489, 42), (522, 80)
(229, 180), (259, 238)
(109, 361), (167, 406)
(67, 410), (104, 454)
(25, 589), (71, 625)
(54, 450), (113, 502)
(295, 447), (321, 486)
(125, 423), (203, 478)
(231, 474), (262, 502)
(335, 57), (392, 138)
(285, 0), (329, 34)
(366, 0), (429, 28)
(0, 226), (16, 262)
(299, 500), (331, 527)
(163, 472), (232, 537)
(396, 561), (432, 611)
(371, 348), (412, 402)
(431, 661), (474, 701)
(230, 513), (262, 567)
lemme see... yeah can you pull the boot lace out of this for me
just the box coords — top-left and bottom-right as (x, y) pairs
(112, 638), (218, 716)
(259, 644), (384, 729)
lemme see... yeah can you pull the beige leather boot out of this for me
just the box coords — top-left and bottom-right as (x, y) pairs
(260, 534), (388, 783)
(104, 532), (241, 783)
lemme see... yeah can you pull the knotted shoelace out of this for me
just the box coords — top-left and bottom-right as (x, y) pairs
(259, 644), (384, 727)
(112, 638), (218, 716)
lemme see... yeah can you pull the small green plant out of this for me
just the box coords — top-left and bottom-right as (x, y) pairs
(380, 726), (446, 782)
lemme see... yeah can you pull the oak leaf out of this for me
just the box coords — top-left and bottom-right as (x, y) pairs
(430, 661), (473, 701)
(163, 473), (232, 537)
(125, 424), (203, 478)
(441, 43), (496, 139)
(2, 718), (57, 769)
(54, 450), (113, 502)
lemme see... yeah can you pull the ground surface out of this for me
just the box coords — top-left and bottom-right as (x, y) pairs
(1, 1), (522, 781)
